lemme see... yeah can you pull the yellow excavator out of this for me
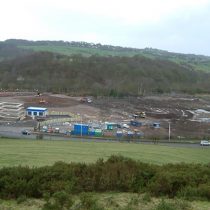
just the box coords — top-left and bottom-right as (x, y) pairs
(39, 98), (47, 104)
(133, 111), (146, 118)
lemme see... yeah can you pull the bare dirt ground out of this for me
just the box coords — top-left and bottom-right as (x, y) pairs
(1, 92), (210, 139)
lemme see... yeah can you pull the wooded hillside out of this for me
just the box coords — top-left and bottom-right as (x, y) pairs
(0, 51), (209, 95)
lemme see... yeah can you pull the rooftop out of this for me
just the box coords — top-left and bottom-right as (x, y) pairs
(27, 107), (48, 111)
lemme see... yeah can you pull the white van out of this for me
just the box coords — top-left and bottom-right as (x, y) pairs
(200, 140), (210, 146)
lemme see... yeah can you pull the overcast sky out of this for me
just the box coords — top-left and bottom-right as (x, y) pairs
(1, 0), (210, 55)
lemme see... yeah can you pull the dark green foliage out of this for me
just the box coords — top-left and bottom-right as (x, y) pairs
(155, 199), (177, 210)
(16, 195), (27, 204)
(148, 163), (210, 199)
(3, 39), (210, 73)
(42, 191), (73, 210)
(178, 184), (210, 201)
(0, 156), (209, 201)
(141, 193), (151, 204)
(0, 50), (209, 95)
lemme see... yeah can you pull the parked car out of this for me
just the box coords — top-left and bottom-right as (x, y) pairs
(122, 123), (130, 129)
(21, 130), (31, 135)
(200, 140), (210, 146)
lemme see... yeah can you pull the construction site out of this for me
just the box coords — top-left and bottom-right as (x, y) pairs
(1, 92), (210, 140)
(0, 102), (25, 121)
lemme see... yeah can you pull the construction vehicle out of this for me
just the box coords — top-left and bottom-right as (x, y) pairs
(80, 97), (87, 103)
(80, 97), (92, 103)
(39, 98), (47, 104)
(133, 111), (146, 118)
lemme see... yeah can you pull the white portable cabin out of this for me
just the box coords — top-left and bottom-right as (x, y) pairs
(26, 107), (48, 117)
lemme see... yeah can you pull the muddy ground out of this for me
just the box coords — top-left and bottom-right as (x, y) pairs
(1, 92), (210, 139)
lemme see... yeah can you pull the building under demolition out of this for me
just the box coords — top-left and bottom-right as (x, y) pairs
(0, 102), (25, 121)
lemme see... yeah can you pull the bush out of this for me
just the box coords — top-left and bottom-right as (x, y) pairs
(0, 156), (209, 201)
(16, 195), (27, 204)
(141, 193), (151, 204)
(177, 186), (199, 200)
(42, 191), (73, 210)
(155, 199), (176, 210)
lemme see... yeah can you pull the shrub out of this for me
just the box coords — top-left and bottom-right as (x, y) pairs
(0, 156), (209, 201)
(197, 184), (210, 200)
(141, 193), (151, 204)
(16, 195), (27, 204)
(79, 193), (104, 210)
(42, 191), (73, 210)
(177, 186), (199, 200)
(154, 199), (176, 210)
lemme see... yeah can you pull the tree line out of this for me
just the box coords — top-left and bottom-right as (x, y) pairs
(0, 52), (209, 96)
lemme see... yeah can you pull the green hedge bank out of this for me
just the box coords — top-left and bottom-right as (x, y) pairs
(0, 156), (209, 200)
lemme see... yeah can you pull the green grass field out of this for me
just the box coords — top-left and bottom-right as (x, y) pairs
(0, 138), (209, 167)
(19, 45), (210, 72)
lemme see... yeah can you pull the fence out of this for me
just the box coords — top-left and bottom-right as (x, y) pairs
(39, 111), (81, 126)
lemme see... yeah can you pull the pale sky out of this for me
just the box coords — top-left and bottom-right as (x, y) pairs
(1, 0), (210, 55)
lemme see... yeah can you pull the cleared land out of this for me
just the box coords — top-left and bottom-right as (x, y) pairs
(2, 93), (210, 138)
(0, 138), (209, 167)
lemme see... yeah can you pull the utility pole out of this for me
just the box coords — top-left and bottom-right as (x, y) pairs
(138, 82), (143, 96)
(81, 115), (82, 137)
(77, 113), (82, 138)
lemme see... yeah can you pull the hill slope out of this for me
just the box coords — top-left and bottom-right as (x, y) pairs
(0, 51), (209, 95)
(3, 39), (210, 72)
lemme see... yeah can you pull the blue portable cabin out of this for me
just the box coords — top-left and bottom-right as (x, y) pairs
(73, 124), (89, 135)
(88, 128), (95, 136)
(88, 131), (95, 136)
(26, 107), (48, 117)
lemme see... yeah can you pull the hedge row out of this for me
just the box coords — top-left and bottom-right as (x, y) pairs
(0, 156), (209, 200)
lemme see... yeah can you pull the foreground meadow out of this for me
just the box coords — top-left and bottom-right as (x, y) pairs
(0, 138), (209, 167)
(0, 139), (210, 209)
